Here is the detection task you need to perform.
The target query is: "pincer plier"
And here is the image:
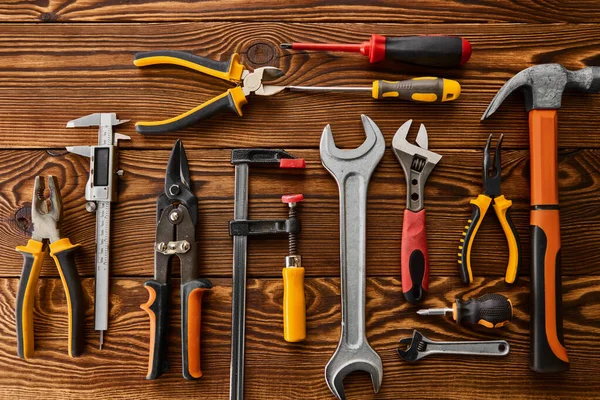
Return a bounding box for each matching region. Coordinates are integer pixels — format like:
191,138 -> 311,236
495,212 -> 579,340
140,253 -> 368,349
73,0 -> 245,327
15,176 -> 84,359
458,134 -> 521,284
134,50 -> 285,135
141,139 -> 212,380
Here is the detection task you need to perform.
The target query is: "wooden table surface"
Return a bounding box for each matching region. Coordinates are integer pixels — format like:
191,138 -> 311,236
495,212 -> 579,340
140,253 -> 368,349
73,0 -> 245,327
0,2 -> 599,399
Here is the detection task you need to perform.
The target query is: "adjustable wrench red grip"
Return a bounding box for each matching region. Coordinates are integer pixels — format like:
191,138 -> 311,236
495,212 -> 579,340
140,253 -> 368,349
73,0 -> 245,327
401,209 -> 429,304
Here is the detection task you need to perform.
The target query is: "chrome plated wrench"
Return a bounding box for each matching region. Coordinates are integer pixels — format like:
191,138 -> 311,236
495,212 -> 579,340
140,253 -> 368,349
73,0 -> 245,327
320,115 -> 385,400
397,330 -> 510,362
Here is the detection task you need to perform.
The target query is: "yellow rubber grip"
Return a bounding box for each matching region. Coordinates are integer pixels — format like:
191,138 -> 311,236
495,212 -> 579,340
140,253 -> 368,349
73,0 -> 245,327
458,194 -> 492,284
15,239 -> 45,359
492,195 -> 521,284
282,267 -> 306,342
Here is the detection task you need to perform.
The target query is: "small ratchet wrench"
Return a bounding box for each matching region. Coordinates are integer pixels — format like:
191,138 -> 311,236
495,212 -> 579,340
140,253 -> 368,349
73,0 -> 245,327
397,330 -> 510,362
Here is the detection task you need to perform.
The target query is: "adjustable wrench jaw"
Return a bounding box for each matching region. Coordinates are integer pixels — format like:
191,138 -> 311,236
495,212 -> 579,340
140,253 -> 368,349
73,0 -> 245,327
392,120 -> 442,212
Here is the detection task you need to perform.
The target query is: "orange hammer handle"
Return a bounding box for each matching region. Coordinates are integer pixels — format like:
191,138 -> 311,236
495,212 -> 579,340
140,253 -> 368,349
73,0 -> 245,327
529,109 -> 569,372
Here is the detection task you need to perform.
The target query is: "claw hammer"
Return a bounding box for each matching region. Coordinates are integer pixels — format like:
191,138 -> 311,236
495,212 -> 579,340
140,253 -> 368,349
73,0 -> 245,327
482,64 -> 600,372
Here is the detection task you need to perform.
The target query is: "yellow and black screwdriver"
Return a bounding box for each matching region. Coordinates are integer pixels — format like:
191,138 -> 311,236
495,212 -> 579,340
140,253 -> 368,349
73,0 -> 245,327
417,293 -> 513,328
283,77 -> 460,103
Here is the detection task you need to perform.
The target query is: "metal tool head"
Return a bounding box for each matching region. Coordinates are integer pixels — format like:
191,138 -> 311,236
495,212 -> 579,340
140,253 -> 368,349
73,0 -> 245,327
243,67 -> 285,96
482,64 -> 600,118
391,120 -> 442,212
66,112 -> 130,128
482,133 -> 503,197
397,330 -> 428,362
319,115 -> 386,181
159,139 -> 197,226
325,341 -> 383,400
31,176 -> 62,243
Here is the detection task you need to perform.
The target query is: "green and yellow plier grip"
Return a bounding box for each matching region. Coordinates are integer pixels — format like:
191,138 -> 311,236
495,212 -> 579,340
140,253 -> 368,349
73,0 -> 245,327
458,194 -> 521,285
134,50 -> 249,135
15,238 -> 84,359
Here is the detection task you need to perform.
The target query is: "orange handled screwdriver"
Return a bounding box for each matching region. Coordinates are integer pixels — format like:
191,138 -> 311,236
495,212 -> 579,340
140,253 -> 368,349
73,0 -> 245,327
281,34 -> 472,67
417,293 -> 513,328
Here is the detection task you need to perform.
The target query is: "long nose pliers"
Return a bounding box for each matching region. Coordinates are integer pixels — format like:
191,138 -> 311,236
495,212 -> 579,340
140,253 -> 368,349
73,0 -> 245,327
134,51 -> 285,135
458,134 -> 521,285
141,139 -> 212,380
15,176 -> 84,359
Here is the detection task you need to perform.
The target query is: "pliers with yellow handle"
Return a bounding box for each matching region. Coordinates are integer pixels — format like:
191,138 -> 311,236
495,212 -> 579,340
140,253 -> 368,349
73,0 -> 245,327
15,176 -> 84,359
458,134 -> 521,285
133,50 -> 285,135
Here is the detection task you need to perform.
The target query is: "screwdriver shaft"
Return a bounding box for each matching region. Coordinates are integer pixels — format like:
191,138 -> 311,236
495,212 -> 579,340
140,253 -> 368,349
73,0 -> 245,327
417,308 -> 452,316
287,85 -> 370,93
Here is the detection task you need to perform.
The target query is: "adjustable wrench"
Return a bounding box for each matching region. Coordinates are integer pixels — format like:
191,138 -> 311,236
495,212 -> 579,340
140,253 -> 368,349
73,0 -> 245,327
320,115 -> 385,400
397,330 -> 510,362
392,120 -> 442,304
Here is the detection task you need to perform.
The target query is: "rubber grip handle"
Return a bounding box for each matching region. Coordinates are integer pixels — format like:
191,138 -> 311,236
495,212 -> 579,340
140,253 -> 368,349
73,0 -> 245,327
49,238 -> 84,358
385,36 -> 472,67
136,87 -> 248,135
282,267 -> 306,342
458,194 -> 492,285
141,280 -> 170,380
401,209 -> 429,304
454,293 -> 513,328
133,51 -> 246,82
529,109 -> 568,372
181,279 -> 212,380
492,195 -> 521,284
373,78 -> 460,102
15,239 -> 45,359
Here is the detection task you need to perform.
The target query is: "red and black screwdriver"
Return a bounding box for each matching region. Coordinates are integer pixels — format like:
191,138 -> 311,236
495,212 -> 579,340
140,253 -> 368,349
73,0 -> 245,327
281,34 -> 472,68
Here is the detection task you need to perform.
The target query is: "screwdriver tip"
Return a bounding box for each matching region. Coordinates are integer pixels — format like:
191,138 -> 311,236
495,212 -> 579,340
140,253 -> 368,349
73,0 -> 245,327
99,331 -> 104,350
280,43 -> 292,49
416,309 -> 428,315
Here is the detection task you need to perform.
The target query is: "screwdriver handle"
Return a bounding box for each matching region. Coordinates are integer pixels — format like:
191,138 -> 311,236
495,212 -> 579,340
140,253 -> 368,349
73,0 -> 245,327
401,209 -> 430,304
282,267 -> 306,342
382,35 -> 471,67
372,78 -> 460,102
454,293 -> 513,328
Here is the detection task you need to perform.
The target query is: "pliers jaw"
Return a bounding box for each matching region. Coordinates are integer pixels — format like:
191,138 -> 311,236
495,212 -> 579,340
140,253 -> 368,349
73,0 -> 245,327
482,133 -> 503,197
31,175 -> 62,244
242,67 -> 285,96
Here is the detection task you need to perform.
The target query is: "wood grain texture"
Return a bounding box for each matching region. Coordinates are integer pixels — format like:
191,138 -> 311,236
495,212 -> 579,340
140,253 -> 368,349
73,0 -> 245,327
0,23 -> 599,149
1,1 -> 600,23
1,148 -> 599,278
0,276 -> 597,399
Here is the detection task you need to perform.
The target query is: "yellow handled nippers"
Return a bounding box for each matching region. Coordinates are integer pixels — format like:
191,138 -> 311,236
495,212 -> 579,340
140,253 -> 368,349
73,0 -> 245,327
458,134 -> 521,284
133,50 -> 284,135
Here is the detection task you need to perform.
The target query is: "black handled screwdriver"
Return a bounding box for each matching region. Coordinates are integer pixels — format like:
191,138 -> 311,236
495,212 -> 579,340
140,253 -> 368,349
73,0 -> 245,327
281,34 -> 472,67
417,293 -> 513,328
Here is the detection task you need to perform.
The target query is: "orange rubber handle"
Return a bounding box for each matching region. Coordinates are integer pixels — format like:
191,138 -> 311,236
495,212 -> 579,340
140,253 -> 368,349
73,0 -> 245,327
529,109 -> 569,372
181,280 -> 211,380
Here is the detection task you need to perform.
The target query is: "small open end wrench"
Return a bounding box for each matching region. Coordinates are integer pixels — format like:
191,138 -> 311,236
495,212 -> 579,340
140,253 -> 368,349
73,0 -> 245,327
392,120 -> 442,304
397,330 -> 510,362
320,115 -> 385,400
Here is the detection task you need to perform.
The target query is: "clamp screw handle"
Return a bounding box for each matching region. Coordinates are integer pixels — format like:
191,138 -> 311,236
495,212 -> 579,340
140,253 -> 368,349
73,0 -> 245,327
282,194 -> 304,206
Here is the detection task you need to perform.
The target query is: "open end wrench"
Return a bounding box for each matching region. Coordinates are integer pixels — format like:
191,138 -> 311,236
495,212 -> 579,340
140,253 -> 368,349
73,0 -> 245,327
397,330 -> 510,362
320,115 -> 385,400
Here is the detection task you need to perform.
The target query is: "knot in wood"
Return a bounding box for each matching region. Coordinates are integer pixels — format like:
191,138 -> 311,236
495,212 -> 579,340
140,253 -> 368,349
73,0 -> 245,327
15,204 -> 33,234
246,43 -> 275,66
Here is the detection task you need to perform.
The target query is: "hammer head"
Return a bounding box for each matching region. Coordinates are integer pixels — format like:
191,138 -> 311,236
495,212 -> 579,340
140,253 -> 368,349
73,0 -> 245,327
482,64 -> 600,119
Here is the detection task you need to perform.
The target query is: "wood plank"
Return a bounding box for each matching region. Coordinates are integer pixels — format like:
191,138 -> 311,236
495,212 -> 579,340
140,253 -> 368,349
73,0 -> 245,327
0,23 -> 599,149
0,276 -> 597,399
1,148 -> 600,278
2,1 -> 600,23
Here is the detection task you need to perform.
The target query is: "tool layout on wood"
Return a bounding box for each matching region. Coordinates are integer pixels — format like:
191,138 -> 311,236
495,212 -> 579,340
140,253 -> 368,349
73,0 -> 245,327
141,139 -> 212,380
228,148 -> 305,400
66,112 -> 130,349
392,120 -> 442,304
320,115 -> 385,400
15,176 -> 84,359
